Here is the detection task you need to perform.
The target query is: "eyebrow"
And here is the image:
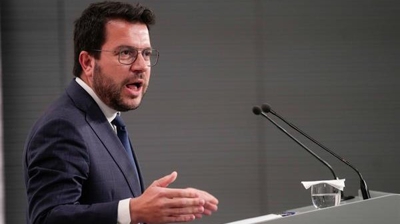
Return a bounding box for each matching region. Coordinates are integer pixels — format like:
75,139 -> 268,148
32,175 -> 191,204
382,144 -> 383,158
115,45 -> 153,51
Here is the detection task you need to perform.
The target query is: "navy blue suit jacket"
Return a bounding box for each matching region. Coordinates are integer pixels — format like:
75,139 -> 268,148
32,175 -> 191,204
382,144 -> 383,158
23,80 -> 144,224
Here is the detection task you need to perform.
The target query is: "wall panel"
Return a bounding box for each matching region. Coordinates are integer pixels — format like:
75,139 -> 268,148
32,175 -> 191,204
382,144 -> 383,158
2,1 -> 400,223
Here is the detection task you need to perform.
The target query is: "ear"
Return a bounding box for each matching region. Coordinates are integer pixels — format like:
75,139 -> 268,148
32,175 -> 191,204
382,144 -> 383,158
79,51 -> 95,79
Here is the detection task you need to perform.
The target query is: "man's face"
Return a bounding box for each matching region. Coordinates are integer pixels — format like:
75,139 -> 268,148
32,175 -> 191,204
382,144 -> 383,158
92,20 -> 152,111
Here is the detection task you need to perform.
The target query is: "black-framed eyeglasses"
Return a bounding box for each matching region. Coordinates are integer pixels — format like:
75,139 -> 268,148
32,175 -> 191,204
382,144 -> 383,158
91,47 -> 159,67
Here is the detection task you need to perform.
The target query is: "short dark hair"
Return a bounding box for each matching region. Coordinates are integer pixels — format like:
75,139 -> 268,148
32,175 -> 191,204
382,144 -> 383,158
73,1 -> 155,77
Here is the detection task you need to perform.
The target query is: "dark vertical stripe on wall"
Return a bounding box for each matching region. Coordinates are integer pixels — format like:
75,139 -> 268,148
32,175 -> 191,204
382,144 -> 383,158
57,0 -> 67,87
2,1 -> 62,223
0,1 -> 6,222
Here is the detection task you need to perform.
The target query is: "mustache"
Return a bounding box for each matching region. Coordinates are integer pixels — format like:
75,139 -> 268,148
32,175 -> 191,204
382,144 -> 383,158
130,72 -> 144,79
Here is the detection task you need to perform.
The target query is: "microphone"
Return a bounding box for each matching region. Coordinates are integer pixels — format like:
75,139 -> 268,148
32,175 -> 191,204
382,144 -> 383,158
261,103 -> 371,200
252,106 -> 338,180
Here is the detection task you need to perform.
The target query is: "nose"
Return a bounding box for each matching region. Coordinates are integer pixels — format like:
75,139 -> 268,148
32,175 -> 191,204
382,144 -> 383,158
130,52 -> 148,72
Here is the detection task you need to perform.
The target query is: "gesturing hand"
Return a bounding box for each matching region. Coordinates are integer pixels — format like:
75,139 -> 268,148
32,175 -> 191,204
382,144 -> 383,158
129,171 -> 218,224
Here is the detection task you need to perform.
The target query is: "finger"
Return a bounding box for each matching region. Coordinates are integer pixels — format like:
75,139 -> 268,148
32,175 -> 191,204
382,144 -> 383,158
164,214 -> 196,223
205,202 -> 218,212
203,208 -> 216,216
150,171 -> 177,188
162,188 -> 200,199
188,188 -> 219,204
201,191 -> 219,204
208,195 -> 219,205
166,205 -> 205,216
164,197 -> 205,208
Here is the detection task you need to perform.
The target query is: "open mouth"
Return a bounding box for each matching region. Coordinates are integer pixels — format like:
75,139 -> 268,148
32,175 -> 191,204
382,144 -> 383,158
127,80 -> 143,90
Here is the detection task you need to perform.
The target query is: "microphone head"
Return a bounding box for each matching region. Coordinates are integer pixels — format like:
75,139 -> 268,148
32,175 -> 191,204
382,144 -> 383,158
261,104 -> 272,113
252,106 -> 262,115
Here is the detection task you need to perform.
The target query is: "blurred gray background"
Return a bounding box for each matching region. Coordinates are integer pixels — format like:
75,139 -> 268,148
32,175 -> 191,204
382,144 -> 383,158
2,0 -> 400,223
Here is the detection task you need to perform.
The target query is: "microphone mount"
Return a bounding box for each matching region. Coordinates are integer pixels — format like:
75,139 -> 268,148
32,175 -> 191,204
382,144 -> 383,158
260,103 -> 371,200
253,106 -> 338,180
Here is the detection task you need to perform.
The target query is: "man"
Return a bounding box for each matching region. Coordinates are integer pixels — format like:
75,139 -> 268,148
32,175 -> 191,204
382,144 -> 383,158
23,1 -> 218,224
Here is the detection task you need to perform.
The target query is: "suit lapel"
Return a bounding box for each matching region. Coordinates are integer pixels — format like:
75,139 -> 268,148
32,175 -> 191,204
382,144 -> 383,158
88,114 -> 143,197
66,80 -> 143,197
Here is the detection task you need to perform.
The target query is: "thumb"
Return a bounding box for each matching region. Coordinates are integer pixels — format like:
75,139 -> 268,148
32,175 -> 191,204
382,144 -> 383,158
151,171 -> 178,188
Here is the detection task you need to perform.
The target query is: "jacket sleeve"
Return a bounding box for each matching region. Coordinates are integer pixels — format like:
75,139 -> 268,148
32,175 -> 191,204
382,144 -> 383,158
24,117 -> 119,224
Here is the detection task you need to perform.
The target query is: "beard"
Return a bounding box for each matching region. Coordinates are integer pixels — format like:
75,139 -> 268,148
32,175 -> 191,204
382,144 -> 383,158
92,63 -> 144,112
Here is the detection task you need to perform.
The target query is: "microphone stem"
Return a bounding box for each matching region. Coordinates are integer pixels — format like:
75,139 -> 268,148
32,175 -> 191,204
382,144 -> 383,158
270,110 -> 371,199
260,112 -> 338,180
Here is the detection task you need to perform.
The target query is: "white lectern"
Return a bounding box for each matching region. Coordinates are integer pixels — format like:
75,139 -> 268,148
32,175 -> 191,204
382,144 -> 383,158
226,192 -> 400,224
